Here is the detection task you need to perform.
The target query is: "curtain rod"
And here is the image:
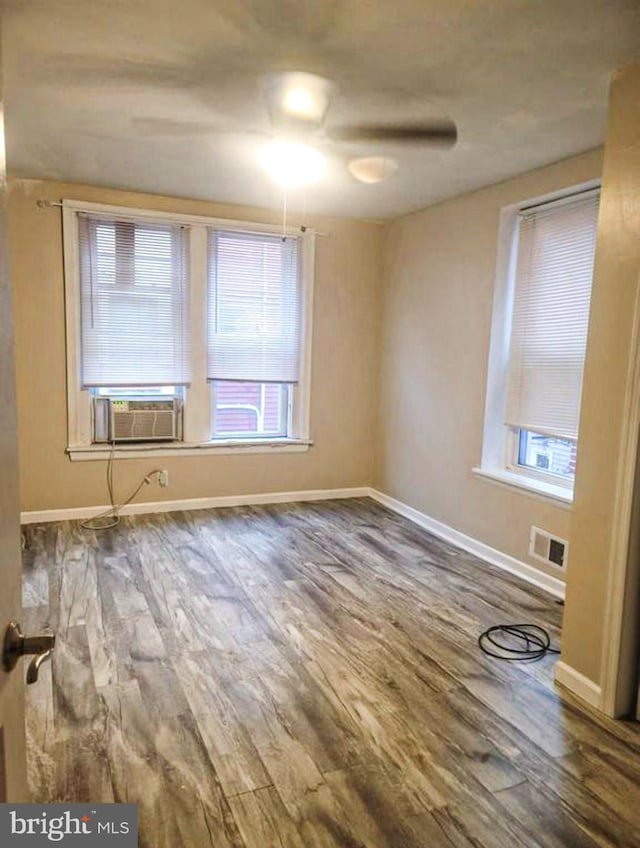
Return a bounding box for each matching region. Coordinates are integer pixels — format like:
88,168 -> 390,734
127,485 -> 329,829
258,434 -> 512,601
35,198 -> 330,236
520,185 -> 599,213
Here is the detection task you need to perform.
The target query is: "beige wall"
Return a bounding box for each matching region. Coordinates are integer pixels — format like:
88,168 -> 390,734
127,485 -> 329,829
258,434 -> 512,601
9,179 -> 383,512
375,149 -> 603,580
562,63 -> 640,689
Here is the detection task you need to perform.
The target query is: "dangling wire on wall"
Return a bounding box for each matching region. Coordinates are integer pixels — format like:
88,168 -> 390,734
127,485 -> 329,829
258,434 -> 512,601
80,442 -> 164,531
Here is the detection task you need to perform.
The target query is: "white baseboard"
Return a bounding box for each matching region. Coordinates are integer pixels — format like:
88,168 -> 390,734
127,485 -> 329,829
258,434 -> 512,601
20,487 -> 371,525
554,660 -> 602,710
368,488 -> 566,599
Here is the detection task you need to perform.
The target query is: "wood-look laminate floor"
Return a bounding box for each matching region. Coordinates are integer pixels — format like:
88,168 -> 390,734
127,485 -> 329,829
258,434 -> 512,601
21,497 -> 640,848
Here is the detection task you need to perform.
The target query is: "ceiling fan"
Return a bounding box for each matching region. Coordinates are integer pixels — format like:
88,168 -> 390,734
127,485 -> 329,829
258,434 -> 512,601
135,70 -> 458,186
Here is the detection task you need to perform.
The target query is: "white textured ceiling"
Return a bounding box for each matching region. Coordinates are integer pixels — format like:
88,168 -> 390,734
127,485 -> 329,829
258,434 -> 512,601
3,0 -> 639,219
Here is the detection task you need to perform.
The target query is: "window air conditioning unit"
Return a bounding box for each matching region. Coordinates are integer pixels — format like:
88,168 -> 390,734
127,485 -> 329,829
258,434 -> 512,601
93,397 -> 181,443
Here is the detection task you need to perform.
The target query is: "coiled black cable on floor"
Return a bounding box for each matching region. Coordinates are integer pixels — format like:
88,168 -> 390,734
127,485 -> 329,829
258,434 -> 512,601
478,623 -> 560,662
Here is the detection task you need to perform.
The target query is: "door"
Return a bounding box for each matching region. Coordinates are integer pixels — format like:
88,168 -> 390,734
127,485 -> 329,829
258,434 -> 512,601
0,18 -> 28,800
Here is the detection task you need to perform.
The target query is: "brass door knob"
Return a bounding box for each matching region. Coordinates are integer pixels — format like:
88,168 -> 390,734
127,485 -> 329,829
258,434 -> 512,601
2,621 -> 55,684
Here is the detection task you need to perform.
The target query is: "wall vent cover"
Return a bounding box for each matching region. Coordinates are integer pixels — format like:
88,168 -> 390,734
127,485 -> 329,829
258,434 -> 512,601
529,526 -> 568,569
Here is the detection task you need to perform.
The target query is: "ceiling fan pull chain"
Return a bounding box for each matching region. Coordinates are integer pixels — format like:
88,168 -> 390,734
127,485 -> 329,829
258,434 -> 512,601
281,189 -> 288,242
300,186 -> 308,233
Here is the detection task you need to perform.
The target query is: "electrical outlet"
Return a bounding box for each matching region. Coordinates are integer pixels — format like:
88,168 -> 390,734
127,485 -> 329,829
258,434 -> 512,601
158,470 -> 169,488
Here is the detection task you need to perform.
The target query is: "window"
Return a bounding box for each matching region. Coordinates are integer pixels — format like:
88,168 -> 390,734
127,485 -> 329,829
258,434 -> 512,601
78,216 -> 189,388
211,381 -> 290,439
206,229 -> 301,442
63,201 -> 314,457
517,430 -> 576,481
479,185 -> 599,500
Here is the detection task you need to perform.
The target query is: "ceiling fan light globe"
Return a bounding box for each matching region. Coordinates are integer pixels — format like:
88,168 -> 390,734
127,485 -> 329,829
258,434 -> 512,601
283,87 -> 316,118
348,156 -> 399,184
265,71 -> 333,126
259,139 -> 326,189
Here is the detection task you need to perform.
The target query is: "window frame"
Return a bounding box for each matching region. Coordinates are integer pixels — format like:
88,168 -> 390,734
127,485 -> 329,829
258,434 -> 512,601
62,199 -> 315,460
475,180 -> 600,505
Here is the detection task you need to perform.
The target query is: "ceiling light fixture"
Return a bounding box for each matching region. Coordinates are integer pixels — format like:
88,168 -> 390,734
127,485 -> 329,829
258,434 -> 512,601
264,71 -> 333,126
348,156 -> 399,184
259,139 -> 326,189
283,87 -> 316,118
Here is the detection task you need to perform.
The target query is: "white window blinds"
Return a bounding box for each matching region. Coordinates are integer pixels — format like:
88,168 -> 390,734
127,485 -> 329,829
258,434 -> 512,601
505,191 -> 599,440
78,214 -> 189,387
206,230 -> 302,383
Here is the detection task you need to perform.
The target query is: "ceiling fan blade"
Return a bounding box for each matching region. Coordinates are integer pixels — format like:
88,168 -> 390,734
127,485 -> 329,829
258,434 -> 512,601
19,55 -> 196,90
131,117 -> 272,141
241,0 -> 346,40
132,118 -> 225,137
330,120 -> 458,147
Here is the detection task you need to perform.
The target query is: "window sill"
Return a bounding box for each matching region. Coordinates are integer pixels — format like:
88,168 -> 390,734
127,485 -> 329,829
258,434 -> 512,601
472,466 -> 573,508
67,439 -> 313,461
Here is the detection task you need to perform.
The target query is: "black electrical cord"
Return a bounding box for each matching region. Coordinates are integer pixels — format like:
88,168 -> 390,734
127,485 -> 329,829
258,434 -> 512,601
478,623 -> 560,662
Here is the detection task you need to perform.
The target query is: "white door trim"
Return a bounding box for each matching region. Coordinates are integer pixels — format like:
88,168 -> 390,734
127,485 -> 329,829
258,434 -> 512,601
599,274 -> 640,717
